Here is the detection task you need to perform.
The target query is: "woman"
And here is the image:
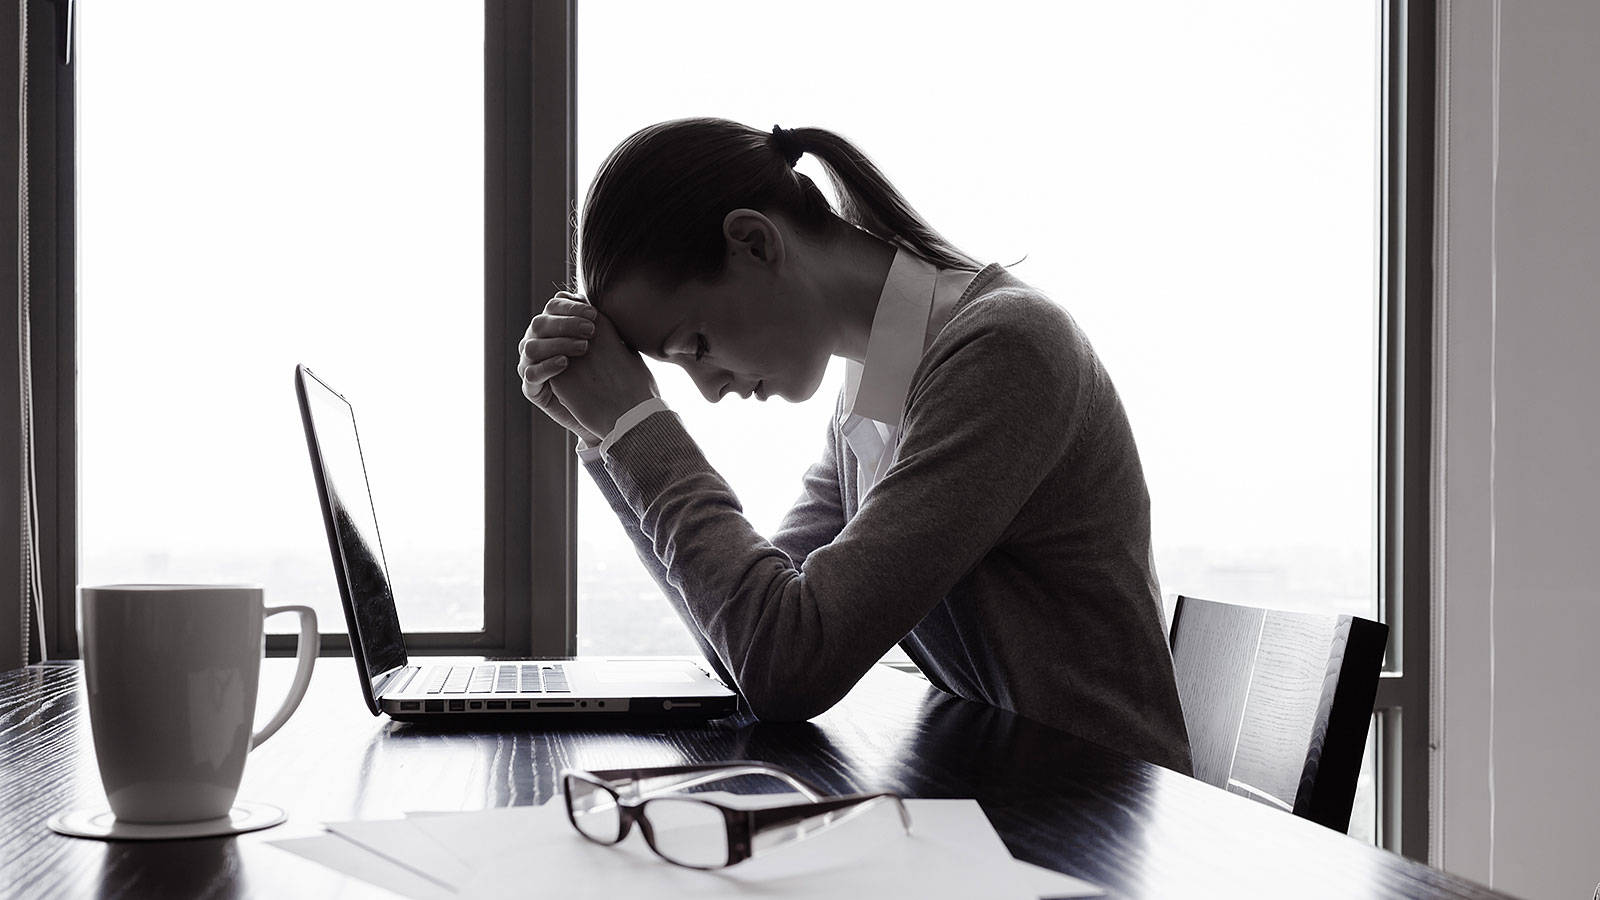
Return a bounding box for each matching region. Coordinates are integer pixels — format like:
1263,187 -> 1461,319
516,118 -> 1191,774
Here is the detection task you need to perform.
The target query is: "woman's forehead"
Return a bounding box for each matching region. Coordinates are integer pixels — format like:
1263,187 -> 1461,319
603,276 -> 692,359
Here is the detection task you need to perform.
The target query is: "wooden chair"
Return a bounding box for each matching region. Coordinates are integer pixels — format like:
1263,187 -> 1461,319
1168,595 -> 1388,832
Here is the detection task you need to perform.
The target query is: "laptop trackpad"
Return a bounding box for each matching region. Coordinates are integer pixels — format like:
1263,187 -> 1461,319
593,664 -> 696,684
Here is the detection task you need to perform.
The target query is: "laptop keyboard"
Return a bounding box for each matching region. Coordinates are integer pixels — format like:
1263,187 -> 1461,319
421,663 -> 568,695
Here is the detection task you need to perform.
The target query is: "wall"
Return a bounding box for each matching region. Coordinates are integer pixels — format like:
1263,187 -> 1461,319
1436,1 -> 1600,897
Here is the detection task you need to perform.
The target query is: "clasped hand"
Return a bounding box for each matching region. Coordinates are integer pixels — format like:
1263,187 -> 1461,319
517,292 -> 658,445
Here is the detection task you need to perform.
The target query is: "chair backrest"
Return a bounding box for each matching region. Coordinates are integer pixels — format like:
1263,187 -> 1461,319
1168,595 -> 1388,832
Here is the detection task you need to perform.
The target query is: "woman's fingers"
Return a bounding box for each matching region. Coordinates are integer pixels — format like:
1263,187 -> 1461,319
519,301 -> 593,393
545,294 -> 597,318
524,312 -> 596,342
520,357 -> 569,401
521,336 -> 589,365
517,296 -> 591,383
518,332 -> 587,398
515,293 -> 608,447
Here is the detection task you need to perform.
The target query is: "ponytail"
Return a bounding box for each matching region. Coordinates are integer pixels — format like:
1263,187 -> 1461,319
578,117 -> 980,306
775,126 -> 980,272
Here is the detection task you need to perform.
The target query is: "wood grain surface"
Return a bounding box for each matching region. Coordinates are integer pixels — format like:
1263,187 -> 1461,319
0,659 -> 1509,899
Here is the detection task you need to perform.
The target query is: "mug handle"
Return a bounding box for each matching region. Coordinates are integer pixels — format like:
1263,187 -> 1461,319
251,604 -> 319,750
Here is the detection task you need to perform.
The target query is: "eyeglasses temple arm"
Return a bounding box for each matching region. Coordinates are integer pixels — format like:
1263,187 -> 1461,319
584,762 -> 827,802
747,792 -> 912,838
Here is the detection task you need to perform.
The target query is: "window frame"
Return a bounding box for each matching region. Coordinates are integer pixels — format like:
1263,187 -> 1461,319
7,0 -> 78,665
8,0 -> 1431,861
553,0 -> 1436,859
4,0 -> 581,661
482,0 -> 580,659
1374,0 -> 1434,862
0,1 -> 16,674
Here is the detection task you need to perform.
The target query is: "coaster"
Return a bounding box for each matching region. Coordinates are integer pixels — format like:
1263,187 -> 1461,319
47,800 -> 286,841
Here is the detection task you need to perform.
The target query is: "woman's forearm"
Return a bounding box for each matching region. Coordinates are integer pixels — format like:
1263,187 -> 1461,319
579,454 -> 738,689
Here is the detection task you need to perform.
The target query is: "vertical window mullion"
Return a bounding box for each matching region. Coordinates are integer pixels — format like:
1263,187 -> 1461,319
1,2 -> 28,673
12,0 -> 78,664
1377,0 -> 1437,862
486,0 -> 578,658
1396,0 -> 1437,863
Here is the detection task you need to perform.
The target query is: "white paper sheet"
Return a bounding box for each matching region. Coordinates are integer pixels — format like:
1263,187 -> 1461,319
657,795 -> 1100,897
325,817 -> 474,887
575,793 -> 1099,897
269,834 -> 457,900
420,799 -> 1035,899
897,800 -> 1102,898
276,794 -> 1102,899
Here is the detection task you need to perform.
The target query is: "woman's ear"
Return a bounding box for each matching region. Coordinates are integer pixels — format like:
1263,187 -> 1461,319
722,208 -> 785,269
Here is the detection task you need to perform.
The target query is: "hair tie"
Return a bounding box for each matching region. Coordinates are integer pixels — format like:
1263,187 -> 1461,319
771,125 -> 804,168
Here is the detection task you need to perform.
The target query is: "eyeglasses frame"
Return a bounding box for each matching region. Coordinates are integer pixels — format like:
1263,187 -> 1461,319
559,761 -> 911,870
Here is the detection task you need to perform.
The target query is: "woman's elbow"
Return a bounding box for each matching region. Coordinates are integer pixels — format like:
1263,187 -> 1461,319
744,691 -> 829,723
739,678 -> 847,723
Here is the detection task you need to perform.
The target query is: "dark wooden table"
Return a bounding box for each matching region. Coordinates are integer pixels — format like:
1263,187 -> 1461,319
0,659 -> 1508,899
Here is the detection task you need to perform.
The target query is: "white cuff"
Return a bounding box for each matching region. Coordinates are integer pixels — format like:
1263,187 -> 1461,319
575,436 -> 604,463
598,397 -> 671,455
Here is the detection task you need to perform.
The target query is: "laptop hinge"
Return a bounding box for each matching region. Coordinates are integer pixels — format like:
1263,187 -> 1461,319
371,664 -> 408,698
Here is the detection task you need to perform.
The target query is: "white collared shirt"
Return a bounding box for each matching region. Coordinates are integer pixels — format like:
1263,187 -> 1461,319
578,247 -> 977,472
841,248 -> 978,500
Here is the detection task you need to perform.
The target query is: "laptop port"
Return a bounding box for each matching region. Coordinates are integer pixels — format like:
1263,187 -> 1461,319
486,701 -> 506,710
425,700 -> 444,713
399,701 -> 420,711
510,701 -> 531,710
536,701 -> 576,709
469,701 -> 483,710
448,700 -> 465,712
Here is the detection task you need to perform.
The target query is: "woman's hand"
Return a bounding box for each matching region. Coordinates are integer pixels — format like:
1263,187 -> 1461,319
517,292 -> 603,446
549,306 -> 659,440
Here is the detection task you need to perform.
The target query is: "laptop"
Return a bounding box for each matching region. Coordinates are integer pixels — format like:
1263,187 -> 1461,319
294,364 -> 737,721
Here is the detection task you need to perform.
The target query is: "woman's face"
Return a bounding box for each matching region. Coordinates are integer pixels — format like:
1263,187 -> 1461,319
599,216 -> 836,404
601,267 -> 832,404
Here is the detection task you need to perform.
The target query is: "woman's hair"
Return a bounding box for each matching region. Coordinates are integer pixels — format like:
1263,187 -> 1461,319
577,117 -> 981,306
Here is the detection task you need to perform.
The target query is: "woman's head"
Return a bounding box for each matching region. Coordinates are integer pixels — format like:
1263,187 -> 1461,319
578,117 -> 978,403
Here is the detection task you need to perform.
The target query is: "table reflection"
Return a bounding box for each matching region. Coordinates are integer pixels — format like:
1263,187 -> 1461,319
96,840 -> 243,900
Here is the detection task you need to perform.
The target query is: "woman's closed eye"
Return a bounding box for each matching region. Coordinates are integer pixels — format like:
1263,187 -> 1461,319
694,335 -> 708,362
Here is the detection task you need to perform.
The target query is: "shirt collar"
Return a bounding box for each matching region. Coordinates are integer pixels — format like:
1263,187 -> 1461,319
842,247 -> 939,428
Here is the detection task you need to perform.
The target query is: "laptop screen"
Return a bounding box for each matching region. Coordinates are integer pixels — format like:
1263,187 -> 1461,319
296,366 -> 408,685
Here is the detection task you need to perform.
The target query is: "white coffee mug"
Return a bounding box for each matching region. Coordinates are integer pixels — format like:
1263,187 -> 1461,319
78,584 -> 318,823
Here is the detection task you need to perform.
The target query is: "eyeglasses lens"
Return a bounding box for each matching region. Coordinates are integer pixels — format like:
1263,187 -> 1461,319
641,797 -> 729,868
566,776 -> 623,843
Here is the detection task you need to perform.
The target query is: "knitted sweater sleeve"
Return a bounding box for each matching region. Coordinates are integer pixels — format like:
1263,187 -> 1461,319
578,388 -> 848,690
579,453 -> 737,690
594,297 -> 1084,721
766,387 -> 849,570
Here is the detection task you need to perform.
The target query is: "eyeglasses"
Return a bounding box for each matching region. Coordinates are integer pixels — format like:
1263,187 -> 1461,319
559,761 -> 912,870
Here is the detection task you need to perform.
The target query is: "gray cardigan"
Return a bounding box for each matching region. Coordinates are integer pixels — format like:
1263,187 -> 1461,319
581,263 -> 1193,775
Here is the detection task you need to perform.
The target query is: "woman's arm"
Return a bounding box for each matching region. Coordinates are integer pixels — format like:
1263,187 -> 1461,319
579,452 -> 736,689
767,390 -> 849,570
577,392 -> 849,690
594,299 -> 1086,721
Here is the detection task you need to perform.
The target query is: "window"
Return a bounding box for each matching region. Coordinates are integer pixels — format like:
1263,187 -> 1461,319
576,0 -> 1379,638
75,2 -> 490,640
12,0 -> 1430,861
573,0 -> 1412,849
